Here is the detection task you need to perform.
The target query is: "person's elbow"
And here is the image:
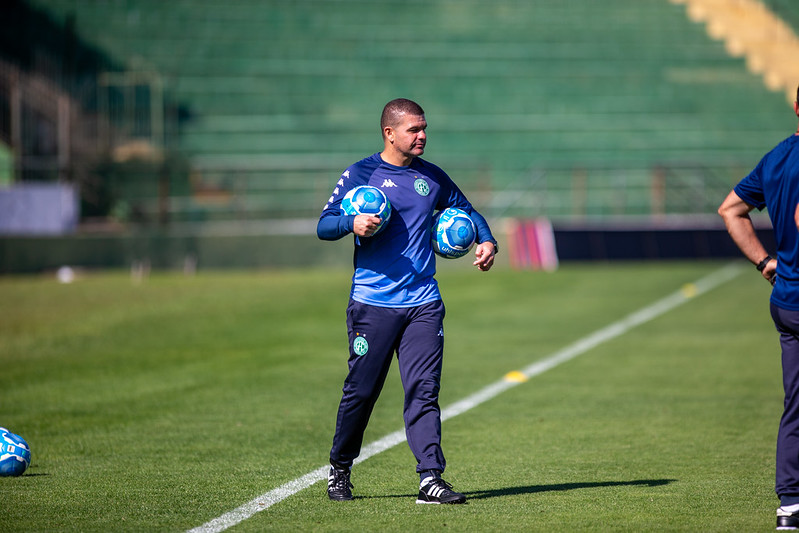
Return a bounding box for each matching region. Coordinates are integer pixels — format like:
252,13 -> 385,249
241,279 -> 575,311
716,202 -> 729,221
317,215 -> 351,241
717,191 -> 746,223
317,221 -> 334,241
316,218 -> 331,240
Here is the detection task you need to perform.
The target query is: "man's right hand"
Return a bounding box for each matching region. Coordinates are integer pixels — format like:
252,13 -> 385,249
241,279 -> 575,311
353,214 -> 382,237
762,258 -> 777,285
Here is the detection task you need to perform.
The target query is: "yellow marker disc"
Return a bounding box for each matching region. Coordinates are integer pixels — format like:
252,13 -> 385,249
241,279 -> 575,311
681,283 -> 698,298
504,371 -> 528,383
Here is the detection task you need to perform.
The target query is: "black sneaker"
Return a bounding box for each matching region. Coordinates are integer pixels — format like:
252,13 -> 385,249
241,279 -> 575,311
327,466 -> 353,501
778,507 -> 799,530
416,475 -> 466,504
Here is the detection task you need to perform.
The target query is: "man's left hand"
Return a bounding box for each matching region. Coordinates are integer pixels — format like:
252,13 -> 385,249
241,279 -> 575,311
473,242 -> 496,272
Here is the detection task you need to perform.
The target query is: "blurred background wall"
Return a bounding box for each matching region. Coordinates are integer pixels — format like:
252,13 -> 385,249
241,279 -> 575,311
0,0 -> 795,272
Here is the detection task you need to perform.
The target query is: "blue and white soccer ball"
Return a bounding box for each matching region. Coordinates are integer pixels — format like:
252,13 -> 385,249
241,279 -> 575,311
0,427 -> 31,477
432,208 -> 477,259
340,185 -> 392,235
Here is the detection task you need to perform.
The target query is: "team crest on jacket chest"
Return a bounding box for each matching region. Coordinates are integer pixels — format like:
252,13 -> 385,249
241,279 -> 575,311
414,177 -> 430,197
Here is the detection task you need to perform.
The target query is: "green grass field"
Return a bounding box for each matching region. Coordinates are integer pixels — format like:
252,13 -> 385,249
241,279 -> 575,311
0,261 -> 784,531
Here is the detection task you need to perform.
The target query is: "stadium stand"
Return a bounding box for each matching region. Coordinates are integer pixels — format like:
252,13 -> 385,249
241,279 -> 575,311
21,0 -> 793,223
763,0 -> 799,33
674,0 -> 799,103
0,0 -> 795,270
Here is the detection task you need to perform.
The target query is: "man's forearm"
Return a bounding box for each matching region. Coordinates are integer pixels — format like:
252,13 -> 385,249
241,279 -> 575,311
724,213 -> 769,265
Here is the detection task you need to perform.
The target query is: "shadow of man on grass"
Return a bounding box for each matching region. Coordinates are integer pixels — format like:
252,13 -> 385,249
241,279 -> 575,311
367,479 -> 676,500
463,479 -> 676,500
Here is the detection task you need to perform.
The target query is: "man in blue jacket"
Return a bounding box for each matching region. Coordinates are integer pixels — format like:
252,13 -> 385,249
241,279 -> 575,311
718,85 -> 799,530
318,98 -> 497,504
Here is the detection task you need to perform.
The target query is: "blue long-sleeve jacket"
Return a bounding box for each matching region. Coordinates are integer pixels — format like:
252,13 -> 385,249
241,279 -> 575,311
317,153 -> 496,307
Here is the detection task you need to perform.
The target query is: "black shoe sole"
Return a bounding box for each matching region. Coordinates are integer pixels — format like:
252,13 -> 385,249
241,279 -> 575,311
415,496 -> 466,504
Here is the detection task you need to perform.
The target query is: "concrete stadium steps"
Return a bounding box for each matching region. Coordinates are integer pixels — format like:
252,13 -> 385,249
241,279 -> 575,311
675,0 -> 799,101
763,0 -> 799,33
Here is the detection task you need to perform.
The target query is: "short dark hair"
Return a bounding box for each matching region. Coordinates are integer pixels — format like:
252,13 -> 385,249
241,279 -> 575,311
381,98 -> 425,132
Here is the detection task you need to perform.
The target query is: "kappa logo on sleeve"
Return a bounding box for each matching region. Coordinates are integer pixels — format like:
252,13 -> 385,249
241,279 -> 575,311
324,174 -> 349,209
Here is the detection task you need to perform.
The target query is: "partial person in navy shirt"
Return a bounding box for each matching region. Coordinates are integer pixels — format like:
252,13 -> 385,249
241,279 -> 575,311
318,98 -> 497,504
718,84 -> 799,530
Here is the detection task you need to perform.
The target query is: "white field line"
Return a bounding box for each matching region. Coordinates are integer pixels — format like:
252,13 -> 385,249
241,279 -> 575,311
187,262 -> 744,533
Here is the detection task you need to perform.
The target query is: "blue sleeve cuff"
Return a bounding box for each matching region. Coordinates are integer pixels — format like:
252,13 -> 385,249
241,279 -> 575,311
467,209 -> 497,248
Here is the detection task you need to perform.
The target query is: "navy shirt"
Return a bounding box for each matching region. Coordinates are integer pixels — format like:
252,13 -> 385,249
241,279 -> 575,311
734,135 -> 799,310
318,153 -> 495,307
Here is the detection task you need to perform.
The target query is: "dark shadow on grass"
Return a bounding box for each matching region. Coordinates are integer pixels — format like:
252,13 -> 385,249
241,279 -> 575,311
464,479 -> 677,500
364,479 -> 676,501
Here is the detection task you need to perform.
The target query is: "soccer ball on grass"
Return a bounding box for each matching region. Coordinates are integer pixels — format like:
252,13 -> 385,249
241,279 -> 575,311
432,208 -> 476,259
0,427 -> 31,477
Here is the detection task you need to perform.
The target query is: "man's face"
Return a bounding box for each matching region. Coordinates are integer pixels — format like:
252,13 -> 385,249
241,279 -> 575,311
388,114 -> 427,159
